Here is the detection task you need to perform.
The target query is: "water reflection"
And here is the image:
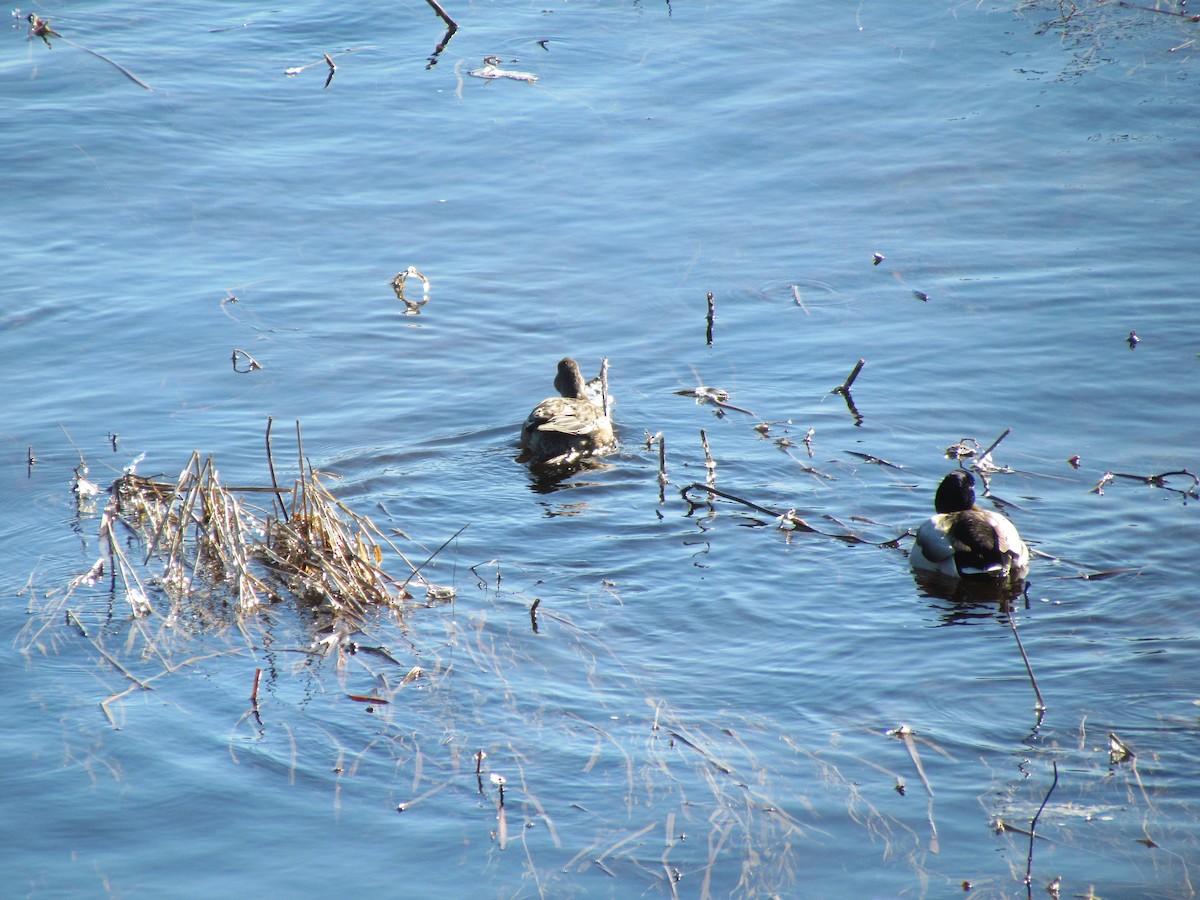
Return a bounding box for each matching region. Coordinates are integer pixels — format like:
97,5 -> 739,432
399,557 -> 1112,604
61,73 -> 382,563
912,569 -> 1029,626
522,455 -> 612,496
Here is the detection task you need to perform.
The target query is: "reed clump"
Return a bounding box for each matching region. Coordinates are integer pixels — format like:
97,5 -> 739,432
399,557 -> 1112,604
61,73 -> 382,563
84,422 -> 437,629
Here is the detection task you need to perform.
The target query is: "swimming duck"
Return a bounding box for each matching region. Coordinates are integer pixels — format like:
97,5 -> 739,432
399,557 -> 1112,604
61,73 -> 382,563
910,470 -> 1029,580
519,357 -> 616,464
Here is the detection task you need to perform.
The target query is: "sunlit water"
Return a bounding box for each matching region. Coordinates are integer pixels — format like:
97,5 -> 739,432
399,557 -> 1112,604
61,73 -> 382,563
3,1 -> 1199,896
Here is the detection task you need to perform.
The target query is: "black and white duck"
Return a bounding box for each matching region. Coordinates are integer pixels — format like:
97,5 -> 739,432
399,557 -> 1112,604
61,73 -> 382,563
911,470 -> 1029,580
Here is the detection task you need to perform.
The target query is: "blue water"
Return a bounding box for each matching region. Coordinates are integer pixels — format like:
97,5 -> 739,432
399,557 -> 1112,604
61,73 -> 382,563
4,1 -> 1200,896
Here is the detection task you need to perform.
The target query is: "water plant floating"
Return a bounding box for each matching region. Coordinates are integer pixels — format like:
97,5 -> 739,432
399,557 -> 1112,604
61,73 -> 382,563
19,10 -> 154,91
1091,468 -> 1198,501
469,56 -> 538,83
59,420 -> 458,627
391,266 -> 431,315
284,52 -> 339,88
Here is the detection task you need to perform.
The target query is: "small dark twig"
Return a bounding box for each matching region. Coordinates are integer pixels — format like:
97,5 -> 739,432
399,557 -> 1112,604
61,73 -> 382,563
1118,0 -> 1200,20
1024,761 -> 1059,894
399,523 -> 470,591
846,451 -> 903,470
679,482 -> 872,544
705,292 -> 715,345
979,427 -> 1012,463
27,15 -> 156,91
265,417 -> 288,521
644,431 -> 668,503
1009,610 -> 1046,713
425,0 -> 459,30
700,429 -> 716,486
828,360 -> 866,424
832,359 -> 866,396
232,348 -> 262,373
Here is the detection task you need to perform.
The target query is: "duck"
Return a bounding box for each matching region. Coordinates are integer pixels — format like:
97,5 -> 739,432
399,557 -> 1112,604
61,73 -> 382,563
519,357 -> 616,465
910,470 -> 1029,580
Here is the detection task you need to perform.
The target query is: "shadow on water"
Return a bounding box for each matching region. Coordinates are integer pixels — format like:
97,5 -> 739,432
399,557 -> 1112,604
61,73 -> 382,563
519,453 -> 615,496
912,569 -> 1030,626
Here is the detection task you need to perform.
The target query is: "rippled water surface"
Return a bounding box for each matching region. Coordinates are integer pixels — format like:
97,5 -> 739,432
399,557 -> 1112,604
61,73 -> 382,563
4,1 -> 1200,896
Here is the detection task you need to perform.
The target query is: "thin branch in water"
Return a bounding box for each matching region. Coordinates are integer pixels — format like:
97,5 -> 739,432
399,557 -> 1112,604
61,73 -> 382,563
26,16 -> 155,91
424,0 -> 458,30
831,359 -> 865,395
673,385 -> 757,417
67,607 -> 154,691
231,348 -> 262,373
700,429 -> 716,486
1009,608 -> 1046,714
645,431 -> 669,503
705,291 -> 715,345
265,417 -> 288,521
399,523 -> 470,592
886,723 -> 939,853
1024,760 -> 1060,894
845,451 -> 903,470
1118,0 -> 1200,20
658,435 -> 668,500
678,482 -> 872,544
829,359 -> 865,424
974,427 -> 1013,474
791,284 -> 810,315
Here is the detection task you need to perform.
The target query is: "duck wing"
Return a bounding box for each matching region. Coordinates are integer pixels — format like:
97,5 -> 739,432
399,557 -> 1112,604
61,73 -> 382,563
947,510 -> 1029,576
525,398 -> 606,437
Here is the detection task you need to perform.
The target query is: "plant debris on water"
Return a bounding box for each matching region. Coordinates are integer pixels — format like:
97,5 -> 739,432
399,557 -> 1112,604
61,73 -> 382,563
57,421 -> 456,636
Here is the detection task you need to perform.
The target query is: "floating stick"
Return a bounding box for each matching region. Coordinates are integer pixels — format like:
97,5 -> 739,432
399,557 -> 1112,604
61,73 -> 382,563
831,359 -> 865,396
700,429 -> 716,486
1118,0 -> 1200,19
67,607 -> 153,691
657,434 -> 668,500
250,667 -> 262,704
705,292 -> 715,345
978,427 -> 1012,464
27,15 -> 155,91
1008,611 -> 1046,713
424,0 -> 459,30
231,348 -> 261,372
26,15 -> 157,92
398,523 -> 469,591
265,417 -> 288,520
791,284 -> 810,315
1024,761 -> 1059,890
846,451 -> 902,470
